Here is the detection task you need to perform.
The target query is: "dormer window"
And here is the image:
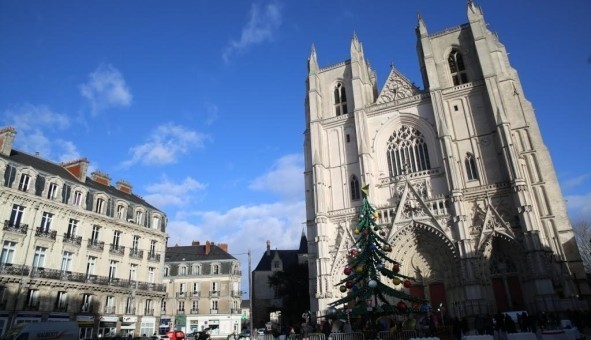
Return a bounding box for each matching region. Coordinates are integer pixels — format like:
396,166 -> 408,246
73,190 -> 83,206
116,205 -> 126,219
448,49 -> 468,86
95,198 -> 105,214
18,174 -> 31,192
47,182 -> 58,200
334,82 -> 348,116
135,210 -> 144,225
212,264 -> 219,275
152,215 -> 160,229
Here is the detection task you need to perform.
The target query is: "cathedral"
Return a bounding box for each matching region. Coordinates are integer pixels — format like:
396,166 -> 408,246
303,2 -> 589,318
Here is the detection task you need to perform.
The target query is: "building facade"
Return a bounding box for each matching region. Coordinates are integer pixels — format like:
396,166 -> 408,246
252,236 -> 308,330
162,241 -> 242,337
304,2 -> 590,319
0,127 -> 168,338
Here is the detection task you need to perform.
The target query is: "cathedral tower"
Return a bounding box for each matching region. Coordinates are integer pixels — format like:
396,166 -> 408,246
304,2 -> 589,317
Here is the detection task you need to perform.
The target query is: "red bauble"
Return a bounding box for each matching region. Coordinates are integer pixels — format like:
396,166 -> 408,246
397,301 -> 407,312
403,280 -> 412,288
363,229 -> 369,235
380,231 -> 386,236
345,281 -> 353,289
344,267 -> 352,275
349,248 -> 358,256
392,263 -> 400,273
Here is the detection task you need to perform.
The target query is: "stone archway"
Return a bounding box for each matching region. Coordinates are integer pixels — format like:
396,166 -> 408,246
389,221 -> 459,314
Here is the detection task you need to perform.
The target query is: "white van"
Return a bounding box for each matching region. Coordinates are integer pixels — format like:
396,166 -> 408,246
2,321 -> 79,340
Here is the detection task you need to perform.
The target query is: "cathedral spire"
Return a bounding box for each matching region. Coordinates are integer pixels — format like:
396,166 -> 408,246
467,0 -> 484,21
416,12 -> 428,37
308,44 -> 318,75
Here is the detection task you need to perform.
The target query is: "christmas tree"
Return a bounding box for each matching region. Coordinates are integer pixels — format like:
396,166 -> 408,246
329,185 -> 424,316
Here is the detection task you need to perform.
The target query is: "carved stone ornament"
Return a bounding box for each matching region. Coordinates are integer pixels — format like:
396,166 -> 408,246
376,67 -> 421,104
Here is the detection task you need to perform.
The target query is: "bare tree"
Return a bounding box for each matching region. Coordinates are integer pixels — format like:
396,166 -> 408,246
573,221 -> 591,274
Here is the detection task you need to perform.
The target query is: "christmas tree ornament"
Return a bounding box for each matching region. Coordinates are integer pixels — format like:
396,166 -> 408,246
403,280 -> 412,288
355,265 -> 364,273
340,285 -> 347,292
368,280 -> 377,288
344,267 -> 352,275
393,277 -> 401,285
397,301 -> 407,312
392,263 -> 400,272
346,281 -> 353,289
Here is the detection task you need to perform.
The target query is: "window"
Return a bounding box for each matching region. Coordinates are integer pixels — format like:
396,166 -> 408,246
0,241 -> 16,265
91,225 -> 100,243
18,174 -> 31,191
386,125 -> 431,177
465,153 -> 479,180
125,297 -> 134,314
193,265 -> 201,275
9,204 -> 25,227
136,210 -> 143,225
112,231 -> 121,249
161,299 -> 167,312
95,198 -> 105,214
334,82 -> 348,116
149,240 -> 156,255
56,291 -> 68,310
212,282 -> 218,293
32,247 -> 46,270
191,300 -> 199,312
86,256 -> 96,276
211,300 -> 218,310
61,251 -> 73,272
109,260 -> 118,280
164,267 -> 169,277
105,296 -> 115,314
350,175 -> 361,201
47,182 -> 58,199
82,293 -> 92,312
148,267 -> 155,283
192,282 -> 199,294
448,49 -> 468,86
152,215 -> 160,229
179,283 -> 186,294
179,266 -> 187,276
145,299 -> 153,315
73,190 -> 83,206
117,205 -> 125,219
40,212 -> 53,231
178,301 -> 185,312
212,264 -> 219,275
132,235 -> 140,253
26,289 -> 39,307
346,134 -> 351,143
129,264 -> 137,281
67,219 -> 78,237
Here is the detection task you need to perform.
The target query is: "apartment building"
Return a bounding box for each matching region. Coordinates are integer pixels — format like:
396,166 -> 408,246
162,241 -> 242,337
0,127 -> 168,338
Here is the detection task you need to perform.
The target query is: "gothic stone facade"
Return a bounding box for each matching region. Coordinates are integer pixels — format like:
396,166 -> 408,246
304,3 -> 589,318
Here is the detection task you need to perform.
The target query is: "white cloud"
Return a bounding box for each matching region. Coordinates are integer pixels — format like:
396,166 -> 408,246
2,103 -> 71,159
121,123 -> 209,168
167,200 -> 306,293
55,140 -> 81,163
222,1 -> 283,62
562,173 -> 591,190
249,153 -> 303,201
143,176 -> 207,208
566,192 -> 591,223
80,63 -> 132,115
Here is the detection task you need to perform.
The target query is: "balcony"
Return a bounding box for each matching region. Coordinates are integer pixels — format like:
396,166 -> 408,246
109,244 -> 125,256
231,290 -> 242,298
3,220 -> 28,234
87,239 -> 104,251
209,291 -> 220,298
30,267 -> 63,280
190,309 -> 199,314
129,248 -> 143,259
231,308 -> 241,314
144,308 -> 154,316
177,309 -> 185,315
124,307 -> 136,315
104,306 -> 116,314
176,292 -> 187,298
35,227 -> 57,240
210,309 -> 218,314
191,291 -> 200,298
147,252 -> 161,262
63,233 -> 82,246
0,264 -> 30,276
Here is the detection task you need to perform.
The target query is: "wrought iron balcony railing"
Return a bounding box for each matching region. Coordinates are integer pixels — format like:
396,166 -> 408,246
35,227 -> 57,240
129,248 -> 144,259
87,239 -> 104,251
63,233 -> 82,246
109,244 -> 125,256
147,252 -> 161,262
3,220 -> 28,234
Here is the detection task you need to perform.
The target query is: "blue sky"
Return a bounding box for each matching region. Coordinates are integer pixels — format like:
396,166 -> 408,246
1,0 -> 590,293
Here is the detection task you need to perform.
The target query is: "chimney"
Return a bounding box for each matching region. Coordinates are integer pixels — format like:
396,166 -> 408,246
116,180 -> 132,194
91,170 -> 111,186
192,241 -> 200,246
205,241 -> 211,255
266,240 -> 271,256
218,243 -> 228,253
0,127 -> 16,156
61,158 -> 90,182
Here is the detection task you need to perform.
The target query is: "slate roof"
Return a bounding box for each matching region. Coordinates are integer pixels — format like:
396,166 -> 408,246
1,149 -> 159,210
254,232 -> 308,271
165,244 -> 237,262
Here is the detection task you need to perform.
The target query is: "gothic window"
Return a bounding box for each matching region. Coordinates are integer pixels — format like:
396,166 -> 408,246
350,175 -> 361,201
448,49 -> 468,86
386,125 -> 431,177
334,82 -> 348,116
465,153 -> 479,180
